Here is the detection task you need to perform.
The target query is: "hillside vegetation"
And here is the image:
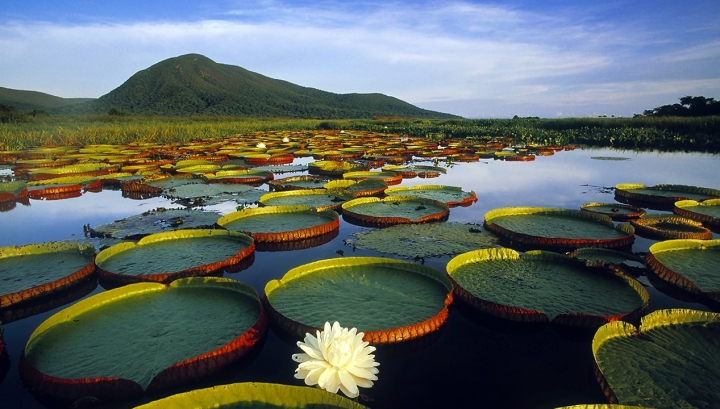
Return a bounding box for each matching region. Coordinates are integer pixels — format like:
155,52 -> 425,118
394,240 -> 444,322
0,54 -> 456,119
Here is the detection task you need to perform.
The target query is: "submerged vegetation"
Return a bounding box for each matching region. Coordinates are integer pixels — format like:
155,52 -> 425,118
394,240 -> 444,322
1,114 -> 719,152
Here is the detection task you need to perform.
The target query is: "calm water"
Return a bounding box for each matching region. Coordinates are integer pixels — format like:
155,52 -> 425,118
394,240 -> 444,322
1,147 -> 719,408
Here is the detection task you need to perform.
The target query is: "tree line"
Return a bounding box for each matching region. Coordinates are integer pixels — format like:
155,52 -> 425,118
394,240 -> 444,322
642,95 -> 720,117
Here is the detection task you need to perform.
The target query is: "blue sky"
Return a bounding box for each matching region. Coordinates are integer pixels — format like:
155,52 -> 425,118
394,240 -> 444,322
2,0 -> 719,118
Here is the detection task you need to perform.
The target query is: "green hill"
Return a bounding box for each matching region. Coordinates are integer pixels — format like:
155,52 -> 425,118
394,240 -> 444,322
82,54 -> 456,118
0,87 -> 93,112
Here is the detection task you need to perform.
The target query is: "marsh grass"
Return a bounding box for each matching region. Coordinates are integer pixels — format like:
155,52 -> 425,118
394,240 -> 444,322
2,115 -> 719,152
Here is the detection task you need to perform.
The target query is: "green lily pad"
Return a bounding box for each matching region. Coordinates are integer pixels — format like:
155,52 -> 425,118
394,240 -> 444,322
164,182 -> 266,206
0,181 -> 28,202
308,161 -> 368,176
615,183 -> 720,206
593,309 -> 720,408
342,196 -> 450,226
674,199 -> 720,231
259,189 -> 351,212
645,239 -> 720,302
385,185 -> 477,207
350,222 -> 499,258
1,242 -> 96,308
204,170 -> 273,184
218,205 -> 340,243
20,277 -> 266,400
447,248 -> 648,326
265,257 -> 453,344
484,207 -> 635,251
568,248 -> 646,271
89,208 -> 222,240
95,229 -> 255,285
343,171 -> 403,185
580,202 -> 646,220
135,382 -> 368,408
630,216 -> 712,240
268,175 -> 328,191
252,164 -> 308,174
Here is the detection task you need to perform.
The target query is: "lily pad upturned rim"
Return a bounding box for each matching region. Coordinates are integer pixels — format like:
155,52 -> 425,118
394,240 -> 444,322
258,189 -> 350,212
267,175 -> 328,191
19,277 -> 267,401
342,171 -> 403,185
217,205 -> 340,242
592,309 -> 720,406
384,185 -> 478,207
0,242 -> 96,308
264,256 -> 454,344
645,239 -> 720,302
629,216 -> 713,240
134,382 -> 369,409
341,196 -> 450,226
446,248 -> 649,327
615,183 -> 720,204
580,202 -> 646,220
674,198 -> 720,229
483,207 -> 635,251
94,229 -> 255,285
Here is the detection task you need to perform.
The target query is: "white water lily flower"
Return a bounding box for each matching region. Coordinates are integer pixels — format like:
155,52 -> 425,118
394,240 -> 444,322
292,321 -> 379,398
282,137 -> 290,143
256,142 -> 266,148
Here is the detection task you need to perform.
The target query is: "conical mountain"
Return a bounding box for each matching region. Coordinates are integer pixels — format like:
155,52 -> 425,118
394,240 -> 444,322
88,54 -> 457,118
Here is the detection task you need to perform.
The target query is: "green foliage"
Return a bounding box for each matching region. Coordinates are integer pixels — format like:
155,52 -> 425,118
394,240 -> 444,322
643,95 -> 720,117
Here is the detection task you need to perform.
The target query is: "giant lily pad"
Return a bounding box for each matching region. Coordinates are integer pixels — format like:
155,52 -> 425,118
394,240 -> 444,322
325,179 -> 388,198
268,175 -> 328,191
341,196 -> 449,226
580,202 -> 645,221
615,183 -> 720,209
483,207 -> 635,252
95,229 -> 254,285
674,199 -> 720,231
264,257 -> 453,344
19,277 -> 267,401
343,171 -> 403,186
446,248 -> 648,327
645,239 -> 720,303
204,169 -> 274,184
259,189 -> 350,212
135,382 -> 368,408
1,242 -> 95,308
0,181 -> 28,203
629,216 -> 712,240
592,309 -> 720,407
218,205 -> 340,243
165,182 -> 266,206
88,208 -> 222,240
308,161 -> 368,176
349,222 -> 499,258
385,185 -> 477,207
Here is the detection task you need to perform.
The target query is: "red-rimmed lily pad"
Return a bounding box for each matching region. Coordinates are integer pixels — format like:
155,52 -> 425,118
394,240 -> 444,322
615,183 -> 720,209
341,196 -> 449,227
204,169 -> 274,184
259,189 -> 350,212
308,161 -> 368,176
645,239 -> 720,303
343,171 -> 403,186
218,205 -> 340,243
580,202 -> 646,221
268,175 -> 328,191
1,242 -> 95,308
19,277 -> 267,401
88,208 -> 222,240
95,229 -> 254,285
325,178 -> 388,198
483,207 -> 635,252
674,199 -> 720,232
0,181 -> 28,203
264,257 -> 453,344
629,215 -> 712,240
349,222 -> 498,258
446,248 -> 648,327
385,185 -> 478,207
592,309 -> 720,407
134,382 -> 369,408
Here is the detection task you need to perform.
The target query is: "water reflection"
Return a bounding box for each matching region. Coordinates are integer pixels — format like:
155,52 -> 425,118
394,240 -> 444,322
0,147 -> 718,408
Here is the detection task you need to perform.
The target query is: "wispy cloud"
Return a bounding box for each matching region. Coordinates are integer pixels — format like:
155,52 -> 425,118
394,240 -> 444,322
1,0 -> 718,117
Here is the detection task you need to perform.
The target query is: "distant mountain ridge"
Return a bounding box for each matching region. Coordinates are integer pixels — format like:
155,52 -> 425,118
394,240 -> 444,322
0,87 -> 93,112
1,54 -> 458,119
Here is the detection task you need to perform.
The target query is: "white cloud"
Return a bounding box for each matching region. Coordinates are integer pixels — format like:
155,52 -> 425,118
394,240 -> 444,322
1,1 -> 718,117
